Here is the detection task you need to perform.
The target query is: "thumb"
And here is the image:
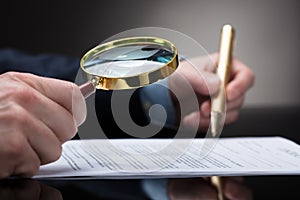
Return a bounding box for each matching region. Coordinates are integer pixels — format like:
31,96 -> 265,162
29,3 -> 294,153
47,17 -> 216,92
17,72 -> 87,127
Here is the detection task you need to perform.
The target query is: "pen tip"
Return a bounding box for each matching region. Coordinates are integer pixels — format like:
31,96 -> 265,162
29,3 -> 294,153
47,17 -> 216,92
210,112 -> 225,138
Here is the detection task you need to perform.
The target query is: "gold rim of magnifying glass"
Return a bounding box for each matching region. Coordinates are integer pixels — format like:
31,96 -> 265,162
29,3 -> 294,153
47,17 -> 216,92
80,36 -> 179,90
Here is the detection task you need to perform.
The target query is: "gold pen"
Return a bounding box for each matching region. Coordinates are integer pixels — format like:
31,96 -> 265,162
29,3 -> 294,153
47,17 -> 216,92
210,24 -> 235,200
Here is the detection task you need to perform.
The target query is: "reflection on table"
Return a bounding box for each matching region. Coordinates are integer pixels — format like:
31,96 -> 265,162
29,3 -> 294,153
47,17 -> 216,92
1,175 -> 299,200
0,177 -> 253,200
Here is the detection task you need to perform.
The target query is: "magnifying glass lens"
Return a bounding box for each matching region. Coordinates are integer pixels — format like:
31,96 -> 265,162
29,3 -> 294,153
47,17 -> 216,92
83,44 -> 175,77
80,37 -> 178,90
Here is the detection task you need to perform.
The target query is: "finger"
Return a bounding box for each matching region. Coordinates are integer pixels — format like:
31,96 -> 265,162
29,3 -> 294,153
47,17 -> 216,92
0,152 -> 14,179
226,59 -> 255,101
202,110 -> 239,127
183,111 -> 210,130
34,74 -> 87,126
0,124 -> 37,178
2,104 -> 63,165
200,100 -> 212,117
184,53 -> 218,72
173,69 -> 219,96
29,91 -> 78,142
11,84 -> 78,142
176,61 -> 221,96
23,110 -> 63,164
200,94 -> 244,118
224,110 -> 239,124
183,109 -> 239,130
195,71 -> 220,96
226,95 -> 245,112
8,72 -> 86,126
13,139 -> 40,178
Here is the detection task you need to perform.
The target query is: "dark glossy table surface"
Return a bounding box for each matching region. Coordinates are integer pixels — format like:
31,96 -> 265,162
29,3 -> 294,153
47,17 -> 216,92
1,106 -> 300,200
1,176 -> 300,200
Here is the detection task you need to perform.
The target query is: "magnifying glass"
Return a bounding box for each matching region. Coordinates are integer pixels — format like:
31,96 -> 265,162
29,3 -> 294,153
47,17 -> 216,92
79,37 -> 179,98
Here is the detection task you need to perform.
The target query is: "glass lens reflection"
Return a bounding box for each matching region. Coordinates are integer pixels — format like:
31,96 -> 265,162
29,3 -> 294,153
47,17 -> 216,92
83,44 -> 174,77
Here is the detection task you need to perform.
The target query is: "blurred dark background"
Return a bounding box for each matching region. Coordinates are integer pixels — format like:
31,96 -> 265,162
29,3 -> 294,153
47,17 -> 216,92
0,0 -> 148,57
1,0 -> 300,107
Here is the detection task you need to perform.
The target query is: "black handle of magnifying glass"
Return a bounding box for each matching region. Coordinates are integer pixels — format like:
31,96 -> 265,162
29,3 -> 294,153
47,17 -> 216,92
79,82 -> 95,99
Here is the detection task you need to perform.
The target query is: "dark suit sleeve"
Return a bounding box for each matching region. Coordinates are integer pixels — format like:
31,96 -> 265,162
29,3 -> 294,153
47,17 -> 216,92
0,48 -> 79,82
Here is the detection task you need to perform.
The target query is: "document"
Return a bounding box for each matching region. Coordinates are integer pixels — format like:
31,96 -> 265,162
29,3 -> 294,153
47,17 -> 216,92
34,137 -> 300,179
